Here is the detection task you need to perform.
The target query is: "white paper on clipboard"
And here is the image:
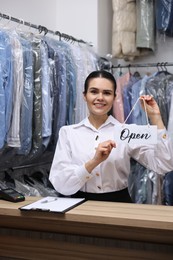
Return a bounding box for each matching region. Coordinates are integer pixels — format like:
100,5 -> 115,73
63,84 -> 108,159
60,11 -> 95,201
19,196 -> 85,213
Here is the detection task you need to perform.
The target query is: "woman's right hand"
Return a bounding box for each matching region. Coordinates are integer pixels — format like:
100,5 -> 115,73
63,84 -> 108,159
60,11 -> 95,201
93,140 -> 116,163
85,140 -> 116,173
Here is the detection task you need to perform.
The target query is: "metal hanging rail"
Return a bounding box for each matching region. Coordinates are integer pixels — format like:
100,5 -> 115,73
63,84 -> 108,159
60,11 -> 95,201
0,12 -> 92,45
112,62 -> 173,69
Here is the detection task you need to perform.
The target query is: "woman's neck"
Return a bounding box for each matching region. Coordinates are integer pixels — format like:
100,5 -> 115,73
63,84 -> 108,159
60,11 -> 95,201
88,114 -> 108,129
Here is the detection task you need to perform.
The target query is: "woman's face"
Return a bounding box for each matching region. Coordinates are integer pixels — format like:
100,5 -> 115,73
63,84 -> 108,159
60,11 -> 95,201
83,77 -> 115,117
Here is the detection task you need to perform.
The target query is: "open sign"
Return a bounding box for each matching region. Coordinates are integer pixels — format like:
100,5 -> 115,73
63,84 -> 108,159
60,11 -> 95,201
114,124 -> 157,145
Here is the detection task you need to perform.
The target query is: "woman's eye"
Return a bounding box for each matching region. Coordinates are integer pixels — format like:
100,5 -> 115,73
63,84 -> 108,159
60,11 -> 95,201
90,90 -> 97,94
104,91 -> 112,95
89,89 -> 112,95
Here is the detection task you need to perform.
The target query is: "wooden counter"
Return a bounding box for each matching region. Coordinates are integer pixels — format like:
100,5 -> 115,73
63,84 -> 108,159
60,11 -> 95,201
0,197 -> 173,259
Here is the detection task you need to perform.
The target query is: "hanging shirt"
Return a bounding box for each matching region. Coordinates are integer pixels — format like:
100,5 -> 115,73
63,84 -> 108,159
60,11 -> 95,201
40,41 -> 54,148
113,72 -> 130,123
7,34 -> 24,148
168,90 -> 173,139
0,30 -> 13,149
123,73 -> 141,124
17,35 -> 34,155
144,72 -> 170,128
49,115 -> 173,196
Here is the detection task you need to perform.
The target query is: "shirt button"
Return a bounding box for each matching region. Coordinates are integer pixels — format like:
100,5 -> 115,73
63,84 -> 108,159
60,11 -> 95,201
96,172 -> 100,176
97,186 -> 101,190
162,134 -> 167,139
86,176 -> 90,180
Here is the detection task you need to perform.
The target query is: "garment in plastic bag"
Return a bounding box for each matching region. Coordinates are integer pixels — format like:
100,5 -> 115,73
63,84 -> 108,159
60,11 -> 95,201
163,171 -> 173,205
136,0 -> 155,51
128,159 -> 163,204
112,0 -> 140,60
0,30 -> 13,149
0,166 -> 58,197
156,0 -> 173,36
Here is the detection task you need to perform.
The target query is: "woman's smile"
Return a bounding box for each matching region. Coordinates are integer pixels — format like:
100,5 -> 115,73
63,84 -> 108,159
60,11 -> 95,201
94,102 -> 106,108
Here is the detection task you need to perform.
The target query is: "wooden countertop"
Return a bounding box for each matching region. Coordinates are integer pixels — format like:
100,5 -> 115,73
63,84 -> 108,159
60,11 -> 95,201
0,197 -> 173,245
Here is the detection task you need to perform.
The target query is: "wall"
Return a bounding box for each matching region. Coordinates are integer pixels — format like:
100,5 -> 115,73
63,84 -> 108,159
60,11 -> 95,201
98,0 -> 113,56
54,0 -> 98,50
0,0 -> 172,67
0,0 -> 58,29
0,0 -> 112,56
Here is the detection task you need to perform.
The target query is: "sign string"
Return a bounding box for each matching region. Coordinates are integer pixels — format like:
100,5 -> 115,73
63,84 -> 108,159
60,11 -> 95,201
123,97 -> 149,125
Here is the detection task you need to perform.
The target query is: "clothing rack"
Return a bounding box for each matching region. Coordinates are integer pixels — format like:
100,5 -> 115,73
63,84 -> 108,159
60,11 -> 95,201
0,161 -> 52,173
0,11 -> 92,173
112,62 -> 173,69
0,12 -> 92,45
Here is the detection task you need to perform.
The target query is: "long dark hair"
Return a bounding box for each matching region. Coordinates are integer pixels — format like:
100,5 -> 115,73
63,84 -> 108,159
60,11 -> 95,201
83,70 -> 117,96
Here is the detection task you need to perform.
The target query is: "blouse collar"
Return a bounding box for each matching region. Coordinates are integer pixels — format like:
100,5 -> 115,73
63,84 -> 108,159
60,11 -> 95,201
73,115 -> 120,130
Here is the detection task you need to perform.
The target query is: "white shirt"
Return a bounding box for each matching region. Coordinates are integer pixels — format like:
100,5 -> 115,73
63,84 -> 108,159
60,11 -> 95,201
49,116 -> 173,196
168,90 -> 173,140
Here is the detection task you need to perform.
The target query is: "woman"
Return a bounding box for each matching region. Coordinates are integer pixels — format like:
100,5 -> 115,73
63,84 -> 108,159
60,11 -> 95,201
49,70 -> 173,203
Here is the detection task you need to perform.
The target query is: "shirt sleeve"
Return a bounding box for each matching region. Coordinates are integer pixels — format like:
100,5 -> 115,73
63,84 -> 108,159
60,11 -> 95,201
49,127 -> 93,195
129,129 -> 173,175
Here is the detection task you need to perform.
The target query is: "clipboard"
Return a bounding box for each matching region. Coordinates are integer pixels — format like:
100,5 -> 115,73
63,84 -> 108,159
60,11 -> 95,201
19,196 -> 85,213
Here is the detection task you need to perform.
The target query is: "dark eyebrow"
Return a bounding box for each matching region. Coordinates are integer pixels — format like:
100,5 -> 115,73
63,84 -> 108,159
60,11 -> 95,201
89,87 -> 113,93
89,87 -> 98,90
103,89 -> 113,93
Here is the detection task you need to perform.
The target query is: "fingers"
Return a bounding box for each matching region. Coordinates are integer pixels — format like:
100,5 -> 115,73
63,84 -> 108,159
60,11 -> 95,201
101,140 -> 116,150
93,140 -> 116,163
140,95 -> 156,110
140,95 -> 153,101
97,140 -> 116,155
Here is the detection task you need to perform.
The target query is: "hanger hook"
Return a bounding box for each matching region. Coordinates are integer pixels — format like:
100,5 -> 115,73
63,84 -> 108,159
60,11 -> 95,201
157,62 -> 161,71
128,64 -> 131,74
3,13 -> 11,28
15,18 -> 24,30
38,25 -> 48,35
164,62 -> 168,72
160,62 -> 164,71
55,31 -> 61,41
117,64 -> 122,75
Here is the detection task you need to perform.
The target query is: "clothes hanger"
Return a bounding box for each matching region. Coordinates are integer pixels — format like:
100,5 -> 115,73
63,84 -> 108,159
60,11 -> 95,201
132,64 -> 141,78
117,64 -> 123,76
157,62 -> 171,75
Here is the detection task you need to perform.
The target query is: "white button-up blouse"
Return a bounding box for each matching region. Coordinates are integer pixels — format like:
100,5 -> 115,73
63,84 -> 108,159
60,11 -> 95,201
49,116 -> 173,196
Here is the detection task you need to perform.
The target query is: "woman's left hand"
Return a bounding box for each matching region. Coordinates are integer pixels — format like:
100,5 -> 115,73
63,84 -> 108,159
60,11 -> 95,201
140,95 -> 164,129
140,95 -> 160,116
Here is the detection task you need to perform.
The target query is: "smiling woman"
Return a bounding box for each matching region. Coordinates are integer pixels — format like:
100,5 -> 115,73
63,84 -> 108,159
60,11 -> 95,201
83,71 -> 116,128
49,70 -> 173,203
